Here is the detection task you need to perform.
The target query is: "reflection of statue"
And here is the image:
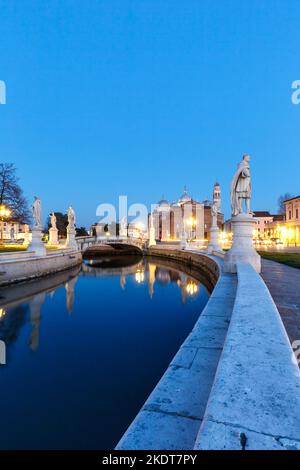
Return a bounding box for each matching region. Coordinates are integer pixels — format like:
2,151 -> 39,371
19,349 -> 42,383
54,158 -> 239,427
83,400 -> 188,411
50,212 -> 57,230
32,196 -> 42,227
65,276 -> 77,314
29,292 -> 45,351
230,155 -> 251,216
67,206 -> 76,230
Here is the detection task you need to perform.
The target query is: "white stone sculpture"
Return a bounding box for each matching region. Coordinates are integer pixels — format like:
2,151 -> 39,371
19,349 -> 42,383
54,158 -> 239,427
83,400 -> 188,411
207,198 -> 222,254
230,154 -> 251,216
66,206 -> 77,249
32,196 -> 42,228
29,196 -> 46,256
67,206 -> 76,230
50,212 -> 57,230
48,212 -> 58,246
224,155 -> 261,273
148,214 -> 156,247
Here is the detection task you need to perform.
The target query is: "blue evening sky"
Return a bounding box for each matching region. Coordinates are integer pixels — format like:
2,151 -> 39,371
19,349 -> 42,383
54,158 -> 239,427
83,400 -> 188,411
0,0 -> 299,226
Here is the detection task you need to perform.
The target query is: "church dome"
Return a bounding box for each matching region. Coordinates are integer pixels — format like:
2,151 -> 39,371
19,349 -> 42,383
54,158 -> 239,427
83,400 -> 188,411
178,187 -> 191,204
157,198 -> 169,207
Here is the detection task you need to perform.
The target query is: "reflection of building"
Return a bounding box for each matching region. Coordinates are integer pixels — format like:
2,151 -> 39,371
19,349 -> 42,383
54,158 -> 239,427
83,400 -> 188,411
284,196 -> 300,245
151,185 -> 223,242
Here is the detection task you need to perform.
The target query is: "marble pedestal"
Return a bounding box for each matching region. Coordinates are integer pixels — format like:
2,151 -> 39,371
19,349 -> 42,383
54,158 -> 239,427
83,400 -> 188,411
224,213 -> 261,273
48,227 -> 58,245
29,227 -> 46,256
207,226 -> 222,254
66,228 -> 77,249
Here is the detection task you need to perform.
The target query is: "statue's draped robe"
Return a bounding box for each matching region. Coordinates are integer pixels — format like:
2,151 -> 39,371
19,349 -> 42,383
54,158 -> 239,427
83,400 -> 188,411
230,162 -> 251,216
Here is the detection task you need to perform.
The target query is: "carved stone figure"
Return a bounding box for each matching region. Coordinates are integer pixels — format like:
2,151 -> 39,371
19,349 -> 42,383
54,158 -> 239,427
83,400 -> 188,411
50,212 -> 57,230
211,200 -> 218,226
32,197 -> 42,227
230,154 -> 251,216
67,206 -> 76,231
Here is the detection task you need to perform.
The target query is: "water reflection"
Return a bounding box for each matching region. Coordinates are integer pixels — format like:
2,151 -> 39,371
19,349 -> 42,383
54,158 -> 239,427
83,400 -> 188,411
0,259 -> 206,357
0,256 -> 210,449
83,258 -> 202,304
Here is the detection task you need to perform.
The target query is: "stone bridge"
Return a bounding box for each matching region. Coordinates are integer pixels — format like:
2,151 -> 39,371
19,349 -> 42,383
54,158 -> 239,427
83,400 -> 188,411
76,235 -> 146,253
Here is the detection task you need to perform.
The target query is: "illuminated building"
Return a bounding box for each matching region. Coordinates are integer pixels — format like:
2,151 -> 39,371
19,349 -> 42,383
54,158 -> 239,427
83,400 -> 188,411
151,184 -> 224,242
284,196 -> 300,245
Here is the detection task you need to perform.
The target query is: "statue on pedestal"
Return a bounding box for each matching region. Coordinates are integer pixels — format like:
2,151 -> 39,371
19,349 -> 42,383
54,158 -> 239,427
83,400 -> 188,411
29,197 -> 46,256
148,213 -> 156,247
48,212 -> 58,246
66,206 -> 77,249
207,190 -> 222,254
50,212 -> 57,230
230,154 -> 251,216
32,196 -> 42,228
67,207 -> 76,231
224,154 -> 261,273
211,200 -> 218,227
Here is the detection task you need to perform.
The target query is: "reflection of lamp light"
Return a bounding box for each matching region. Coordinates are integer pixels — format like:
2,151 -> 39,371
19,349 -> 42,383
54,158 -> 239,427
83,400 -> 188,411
0,308 -> 6,319
186,280 -> 198,295
135,269 -> 145,283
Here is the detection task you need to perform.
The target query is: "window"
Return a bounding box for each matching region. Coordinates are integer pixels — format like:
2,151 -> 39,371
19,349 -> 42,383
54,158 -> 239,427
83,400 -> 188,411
296,209 -> 299,219
289,210 -> 292,220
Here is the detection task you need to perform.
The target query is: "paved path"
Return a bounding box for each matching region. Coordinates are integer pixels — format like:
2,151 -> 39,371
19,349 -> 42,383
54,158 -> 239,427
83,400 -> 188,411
261,259 -> 300,345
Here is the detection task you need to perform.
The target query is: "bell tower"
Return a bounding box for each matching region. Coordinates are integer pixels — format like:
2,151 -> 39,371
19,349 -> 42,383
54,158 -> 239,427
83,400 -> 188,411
213,181 -> 221,212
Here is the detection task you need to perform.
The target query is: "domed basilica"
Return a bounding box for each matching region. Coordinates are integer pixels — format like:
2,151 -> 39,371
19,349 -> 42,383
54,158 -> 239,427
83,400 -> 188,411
152,183 -> 223,242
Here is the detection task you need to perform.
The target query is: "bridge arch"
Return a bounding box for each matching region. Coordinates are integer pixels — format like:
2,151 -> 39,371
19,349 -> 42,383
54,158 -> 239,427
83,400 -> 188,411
76,236 -> 146,255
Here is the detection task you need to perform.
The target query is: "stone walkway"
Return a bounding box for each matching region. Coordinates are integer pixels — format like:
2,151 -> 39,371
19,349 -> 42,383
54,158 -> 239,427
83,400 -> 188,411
261,259 -> 300,345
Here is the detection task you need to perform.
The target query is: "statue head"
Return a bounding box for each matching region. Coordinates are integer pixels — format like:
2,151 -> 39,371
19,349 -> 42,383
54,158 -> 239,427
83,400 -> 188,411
243,154 -> 250,163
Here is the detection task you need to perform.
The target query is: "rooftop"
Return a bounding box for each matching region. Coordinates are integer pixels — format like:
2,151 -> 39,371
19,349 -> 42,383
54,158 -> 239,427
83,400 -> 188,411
284,195 -> 300,203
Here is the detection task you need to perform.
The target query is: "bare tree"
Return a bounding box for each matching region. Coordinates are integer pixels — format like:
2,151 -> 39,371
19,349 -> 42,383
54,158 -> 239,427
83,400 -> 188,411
278,193 -> 294,215
0,163 -> 31,223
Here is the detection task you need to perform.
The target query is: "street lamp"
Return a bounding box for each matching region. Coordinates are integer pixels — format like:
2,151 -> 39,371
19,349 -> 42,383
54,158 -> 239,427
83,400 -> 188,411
0,204 -> 11,244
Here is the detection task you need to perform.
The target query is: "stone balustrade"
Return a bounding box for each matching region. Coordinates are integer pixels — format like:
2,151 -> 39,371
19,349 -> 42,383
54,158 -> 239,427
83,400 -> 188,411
195,262 -> 300,450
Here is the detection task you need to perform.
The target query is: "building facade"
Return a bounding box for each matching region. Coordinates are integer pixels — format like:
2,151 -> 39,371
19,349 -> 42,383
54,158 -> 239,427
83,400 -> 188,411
0,219 -> 30,242
152,184 -> 223,242
284,195 -> 300,244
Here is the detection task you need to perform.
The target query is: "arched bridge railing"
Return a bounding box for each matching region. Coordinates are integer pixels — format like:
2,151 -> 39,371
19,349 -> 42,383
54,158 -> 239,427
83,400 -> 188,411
76,236 -> 146,253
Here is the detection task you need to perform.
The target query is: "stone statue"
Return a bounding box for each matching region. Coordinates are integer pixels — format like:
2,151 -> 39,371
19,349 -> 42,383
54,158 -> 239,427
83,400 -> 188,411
50,212 -> 57,230
230,154 -> 251,216
32,196 -> 42,227
67,206 -> 76,230
211,200 -> 218,225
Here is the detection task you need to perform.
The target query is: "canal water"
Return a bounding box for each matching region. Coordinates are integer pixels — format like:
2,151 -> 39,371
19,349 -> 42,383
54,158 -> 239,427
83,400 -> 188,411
0,256 -> 210,449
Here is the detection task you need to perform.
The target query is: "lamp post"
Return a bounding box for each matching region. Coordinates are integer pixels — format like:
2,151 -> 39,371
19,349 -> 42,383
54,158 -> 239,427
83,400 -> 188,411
0,204 -> 11,245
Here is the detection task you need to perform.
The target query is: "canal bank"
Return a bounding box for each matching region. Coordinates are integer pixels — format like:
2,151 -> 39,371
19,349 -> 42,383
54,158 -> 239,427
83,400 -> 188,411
0,248 -> 82,286
117,247 -> 237,450
117,246 -> 300,450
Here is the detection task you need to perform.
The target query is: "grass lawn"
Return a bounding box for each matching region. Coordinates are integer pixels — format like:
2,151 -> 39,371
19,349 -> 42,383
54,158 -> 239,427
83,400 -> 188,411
258,251 -> 300,270
0,245 -> 27,253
